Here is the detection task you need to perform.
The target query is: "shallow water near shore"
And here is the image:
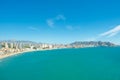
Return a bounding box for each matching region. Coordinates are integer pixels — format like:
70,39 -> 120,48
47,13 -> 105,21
0,47 -> 120,80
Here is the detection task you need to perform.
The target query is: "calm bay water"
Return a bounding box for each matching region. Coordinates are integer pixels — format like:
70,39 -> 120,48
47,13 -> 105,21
0,47 -> 120,80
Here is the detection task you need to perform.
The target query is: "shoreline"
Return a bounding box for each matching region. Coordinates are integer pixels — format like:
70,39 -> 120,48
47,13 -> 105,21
0,46 -> 117,60
0,48 -> 56,60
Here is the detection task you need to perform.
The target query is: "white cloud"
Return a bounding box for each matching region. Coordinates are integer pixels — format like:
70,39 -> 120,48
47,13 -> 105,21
28,27 -> 38,31
46,19 -> 54,28
100,25 -> 120,37
46,14 -> 66,28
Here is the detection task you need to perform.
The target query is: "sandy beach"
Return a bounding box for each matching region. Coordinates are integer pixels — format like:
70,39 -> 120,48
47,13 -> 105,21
0,50 -> 35,59
0,49 -> 55,60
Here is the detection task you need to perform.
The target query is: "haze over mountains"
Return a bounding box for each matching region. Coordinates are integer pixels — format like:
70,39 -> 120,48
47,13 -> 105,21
0,40 -> 116,49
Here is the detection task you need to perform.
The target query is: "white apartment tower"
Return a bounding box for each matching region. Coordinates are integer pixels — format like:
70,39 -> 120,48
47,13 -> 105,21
5,42 -> 9,48
10,43 -> 14,48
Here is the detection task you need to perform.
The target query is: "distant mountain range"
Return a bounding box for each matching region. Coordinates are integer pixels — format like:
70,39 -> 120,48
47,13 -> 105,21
70,41 -> 116,48
0,40 -> 116,48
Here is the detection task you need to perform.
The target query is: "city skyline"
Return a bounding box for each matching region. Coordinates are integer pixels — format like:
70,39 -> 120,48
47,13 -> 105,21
0,0 -> 120,44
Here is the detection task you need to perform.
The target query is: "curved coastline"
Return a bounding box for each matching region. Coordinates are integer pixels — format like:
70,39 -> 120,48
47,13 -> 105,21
0,49 -> 56,60
0,46 -> 118,60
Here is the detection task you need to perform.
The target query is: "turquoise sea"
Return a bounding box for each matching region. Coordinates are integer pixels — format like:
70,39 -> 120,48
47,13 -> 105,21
0,47 -> 120,80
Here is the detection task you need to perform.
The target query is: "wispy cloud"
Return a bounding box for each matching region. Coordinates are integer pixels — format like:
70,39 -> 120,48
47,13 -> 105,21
100,25 -> 120,37
46,19 -> 54,28
46,14 -> 66,28
28,27 -> 39,31
47,15 -> 80,31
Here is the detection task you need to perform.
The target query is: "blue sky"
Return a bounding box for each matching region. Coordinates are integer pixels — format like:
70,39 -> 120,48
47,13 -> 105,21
0,0 -> 120,44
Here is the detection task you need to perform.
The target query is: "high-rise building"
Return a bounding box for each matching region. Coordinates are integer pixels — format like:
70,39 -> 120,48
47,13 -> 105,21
10,43 -> 14,49
14,43 -> 18,49
18,43 -> 23,49
5,42 -> 9,48
0,44 -> 2,49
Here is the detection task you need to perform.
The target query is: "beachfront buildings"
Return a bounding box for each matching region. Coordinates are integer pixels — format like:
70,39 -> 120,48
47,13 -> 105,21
0,40 -> 115,55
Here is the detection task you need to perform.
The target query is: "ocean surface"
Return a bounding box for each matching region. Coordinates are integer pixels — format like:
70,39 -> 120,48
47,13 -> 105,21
0,47 -> 120,80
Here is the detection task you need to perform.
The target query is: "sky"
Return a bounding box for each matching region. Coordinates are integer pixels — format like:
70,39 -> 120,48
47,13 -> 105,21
0,0 -> 120,44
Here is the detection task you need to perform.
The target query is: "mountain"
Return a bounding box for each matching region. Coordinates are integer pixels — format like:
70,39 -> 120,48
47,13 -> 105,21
70,41 -> 116,48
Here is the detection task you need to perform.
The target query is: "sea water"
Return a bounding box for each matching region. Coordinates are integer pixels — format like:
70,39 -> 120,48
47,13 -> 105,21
0,47 -> 120,80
